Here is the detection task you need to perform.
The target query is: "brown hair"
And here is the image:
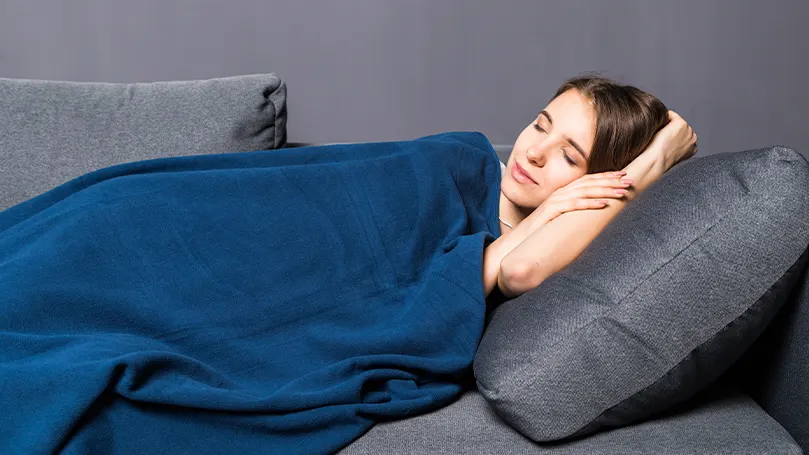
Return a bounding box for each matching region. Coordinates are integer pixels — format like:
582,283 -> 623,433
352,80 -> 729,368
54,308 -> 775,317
551,74 -> 669,174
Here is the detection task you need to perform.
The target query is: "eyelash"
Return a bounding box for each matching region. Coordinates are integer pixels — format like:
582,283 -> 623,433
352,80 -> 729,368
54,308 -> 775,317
533,123 -> 576,166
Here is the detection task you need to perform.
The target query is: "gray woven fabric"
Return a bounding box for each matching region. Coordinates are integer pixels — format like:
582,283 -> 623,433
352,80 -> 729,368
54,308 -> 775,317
735,257 -> 809,451
474,146 -> 809,441
0,73 -> 286,211
339,388 -> 800,454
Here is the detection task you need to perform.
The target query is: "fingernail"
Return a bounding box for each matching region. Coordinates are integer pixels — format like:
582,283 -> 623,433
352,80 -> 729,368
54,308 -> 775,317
614,188 -> 628,195
620,178 -> 635,185
614,171 -> 627,176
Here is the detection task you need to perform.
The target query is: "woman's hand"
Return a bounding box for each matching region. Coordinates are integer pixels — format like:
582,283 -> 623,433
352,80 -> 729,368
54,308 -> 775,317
647,110 -> 698,170
525,170 -> 634,229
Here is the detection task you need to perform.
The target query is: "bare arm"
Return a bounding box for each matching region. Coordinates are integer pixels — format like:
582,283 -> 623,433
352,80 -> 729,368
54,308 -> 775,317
491,149 -> 668,298
482,203 -> 551,297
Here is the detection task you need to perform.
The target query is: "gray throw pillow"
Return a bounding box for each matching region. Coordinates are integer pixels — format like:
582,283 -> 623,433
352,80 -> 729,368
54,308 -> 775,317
474,146 -> 809,441
0,73 -> 286,211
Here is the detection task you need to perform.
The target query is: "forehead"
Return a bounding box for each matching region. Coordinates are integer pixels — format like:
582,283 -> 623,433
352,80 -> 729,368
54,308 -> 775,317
542,89 -> 596,151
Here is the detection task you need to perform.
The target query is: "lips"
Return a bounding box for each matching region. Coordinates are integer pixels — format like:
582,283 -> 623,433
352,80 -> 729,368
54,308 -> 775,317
513,162 -> 538,184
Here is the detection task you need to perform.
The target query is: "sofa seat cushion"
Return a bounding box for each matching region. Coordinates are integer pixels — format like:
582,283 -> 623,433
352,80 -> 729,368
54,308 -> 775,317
338,388 -> 801,454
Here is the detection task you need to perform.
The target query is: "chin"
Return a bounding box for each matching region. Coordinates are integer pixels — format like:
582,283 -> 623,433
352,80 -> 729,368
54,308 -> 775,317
502,182 -> 541,211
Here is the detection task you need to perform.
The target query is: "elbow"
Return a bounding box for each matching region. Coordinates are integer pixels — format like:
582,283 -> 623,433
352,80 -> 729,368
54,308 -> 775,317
499,257 -> 542,298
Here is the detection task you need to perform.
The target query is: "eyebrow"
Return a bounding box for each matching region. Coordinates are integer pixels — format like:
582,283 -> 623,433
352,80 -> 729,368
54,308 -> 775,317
539,110 -> 589,161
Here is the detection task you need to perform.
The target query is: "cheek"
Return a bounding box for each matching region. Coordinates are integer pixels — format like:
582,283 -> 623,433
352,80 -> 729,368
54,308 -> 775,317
543,167 -> 580,195
512,131 -> 533,152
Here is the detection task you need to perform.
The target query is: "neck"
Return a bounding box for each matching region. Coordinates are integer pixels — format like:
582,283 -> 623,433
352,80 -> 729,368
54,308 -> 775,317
498,191 -> 532,230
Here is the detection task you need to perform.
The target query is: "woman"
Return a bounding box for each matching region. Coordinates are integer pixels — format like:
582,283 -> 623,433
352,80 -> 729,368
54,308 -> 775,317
484,75 -> 697,302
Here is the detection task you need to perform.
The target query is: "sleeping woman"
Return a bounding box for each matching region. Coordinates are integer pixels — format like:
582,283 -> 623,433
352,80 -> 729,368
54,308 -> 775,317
483,75 -> 697,303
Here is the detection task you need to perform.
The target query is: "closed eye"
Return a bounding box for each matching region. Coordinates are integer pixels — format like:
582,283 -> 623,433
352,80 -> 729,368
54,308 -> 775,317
535,124 -> 576,166
562,150 -> 576,166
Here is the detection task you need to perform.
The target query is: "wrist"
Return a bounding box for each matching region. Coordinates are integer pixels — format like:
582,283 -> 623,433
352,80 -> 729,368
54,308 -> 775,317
623,147 -> 669,193
524,206 -> 550,233
646,145 -> 673,172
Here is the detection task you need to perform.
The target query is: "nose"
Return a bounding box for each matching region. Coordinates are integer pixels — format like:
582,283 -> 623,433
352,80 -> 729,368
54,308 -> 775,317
525,144 -> 546,167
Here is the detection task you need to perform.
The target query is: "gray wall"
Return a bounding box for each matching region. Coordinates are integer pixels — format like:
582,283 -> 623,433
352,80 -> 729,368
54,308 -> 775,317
1,0 -> 807,157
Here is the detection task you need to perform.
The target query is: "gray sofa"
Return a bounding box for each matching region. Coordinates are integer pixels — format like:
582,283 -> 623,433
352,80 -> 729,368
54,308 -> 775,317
1,74 -> 806,454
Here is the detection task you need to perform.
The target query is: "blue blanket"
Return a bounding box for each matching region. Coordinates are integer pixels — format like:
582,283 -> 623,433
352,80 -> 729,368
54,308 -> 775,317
0,132 -> 502,454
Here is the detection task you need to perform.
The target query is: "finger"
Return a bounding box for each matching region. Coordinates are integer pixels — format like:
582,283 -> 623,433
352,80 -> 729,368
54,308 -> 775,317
547,199 -> 577,215
568,172 -> 629,192
579,176 -> 634,189
582,171 -> 626,181
549,198 -> 609,217
567,198 -> 611,211
580,199 -> 611,209
564,178 -> 609,193
571,199 -> 597,210
668,110 -> 683,122
575,187 -> 628,200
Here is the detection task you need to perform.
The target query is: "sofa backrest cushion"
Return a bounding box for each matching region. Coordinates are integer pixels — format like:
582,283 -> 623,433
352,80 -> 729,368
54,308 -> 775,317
0,73 -> 286,211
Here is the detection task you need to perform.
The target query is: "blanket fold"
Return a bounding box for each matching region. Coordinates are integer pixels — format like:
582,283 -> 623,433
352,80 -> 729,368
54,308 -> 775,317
0,131 -> 501,454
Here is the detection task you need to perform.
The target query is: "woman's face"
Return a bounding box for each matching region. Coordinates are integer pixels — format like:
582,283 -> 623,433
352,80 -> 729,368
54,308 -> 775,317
502,89 -> 596,210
